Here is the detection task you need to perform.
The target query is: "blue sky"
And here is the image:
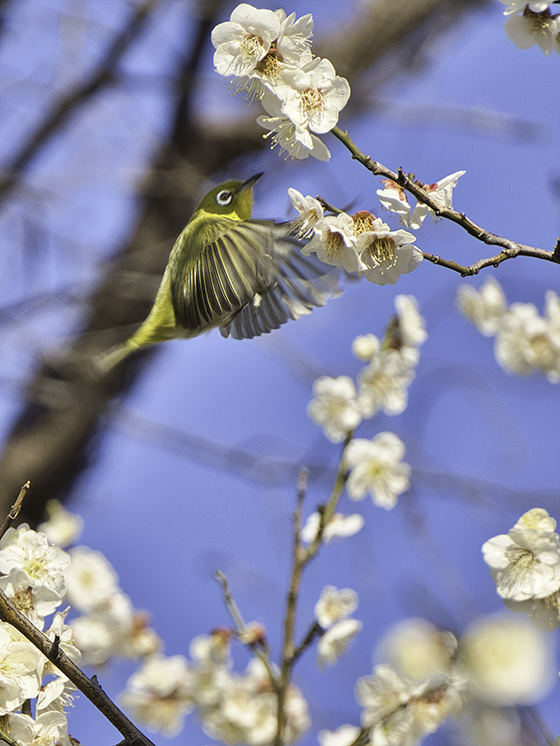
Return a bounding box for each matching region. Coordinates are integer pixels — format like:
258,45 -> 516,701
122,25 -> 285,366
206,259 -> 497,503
1,1 -> 559,744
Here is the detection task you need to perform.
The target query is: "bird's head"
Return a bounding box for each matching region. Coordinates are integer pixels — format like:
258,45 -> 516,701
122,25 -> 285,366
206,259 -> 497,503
197,173 -> 264,220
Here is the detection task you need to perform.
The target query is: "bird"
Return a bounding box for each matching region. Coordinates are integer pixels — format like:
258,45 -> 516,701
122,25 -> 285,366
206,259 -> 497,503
98,173 -> 337,371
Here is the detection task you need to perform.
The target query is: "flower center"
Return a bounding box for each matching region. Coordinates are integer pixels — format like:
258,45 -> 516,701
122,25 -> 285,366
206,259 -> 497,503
523,8 -> 554,36
325,230 -> 345,262
363,237 -> 397,269
352,210 -> 376,234
256,46 -> 284,81
301,87 -> 324,118
529,333 -> 555,370
240,33 -> 266,62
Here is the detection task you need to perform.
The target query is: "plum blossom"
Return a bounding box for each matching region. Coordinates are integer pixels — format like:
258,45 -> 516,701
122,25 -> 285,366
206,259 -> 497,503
300,512 -> 364,544
279,57 -> 350,134
377,171 -> 465,229
211,5 -> 282,77
315,586 -> 358,628
317,619 -> 362,668
457,615 -> 555,705
308,375 -> 362,442
482,508 -> 560,601
302,213 -> 361,272
352,211 -> 422,285
287,187 -> 324,236
121,653 -> 194,736
504,9 -> 560,55
345,432 -> 411,510
457,277 -> 508,336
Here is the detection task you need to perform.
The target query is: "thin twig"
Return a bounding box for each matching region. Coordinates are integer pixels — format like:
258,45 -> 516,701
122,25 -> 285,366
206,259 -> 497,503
0,588 -> 156,746
306,433 -> 353,561
274,468 -> 309,746
330,125 -> 560,270
291,621 -> 322,665
214,570 -> 279,690
0,481 -> 30,540
0,0 -> 165,203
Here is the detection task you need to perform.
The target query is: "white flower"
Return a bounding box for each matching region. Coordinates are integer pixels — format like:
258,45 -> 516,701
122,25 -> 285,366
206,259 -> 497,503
394,295 -> 427,348
37,500 -> 83,548
5,711 -> 71,746
0,526 -> 70,623
212,4 -> 281,77
352,333 -> 380,361
457,277 -> 508,336
504,10 -> 560,55
345,433 -> 411,510
504,590 -> 560,630
190,629 -> 233,667
65,546 -> 119,612
499,0 -> 555,15
0,624 -> 43,713
355,217 -> 423,286
317,618 -> 362,668
482,508 -> 560,601
279,57 -> 350,133
377,171 -> 465,229
301,512 -> 364,544
355,663 -> 412,724
258,92 -> 330,160
358,349 -> 416,418
275,10 -> 314,64
369,707 -> 418,746
288,187 -> 324,236
72,592 -> 148,665
303,213 -> 361,272
376,180 -> 416,227
318,725 -> 361,746
308,375 -> 362,443
458,615 -> 555,705
315,586 -> 358,628
378,618 -> 458,684
121,653 -> 193,737
494,301 -> 560,380
44,609 -> 81,668
37,674 -> 77,715
258,111 -> 331,160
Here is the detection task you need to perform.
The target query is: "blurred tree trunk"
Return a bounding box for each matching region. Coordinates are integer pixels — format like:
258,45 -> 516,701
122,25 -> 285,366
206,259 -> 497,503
0,0 -> 487,522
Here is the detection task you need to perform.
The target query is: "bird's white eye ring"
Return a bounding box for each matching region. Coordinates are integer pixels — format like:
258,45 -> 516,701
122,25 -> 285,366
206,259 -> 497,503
216,190 -> 233,206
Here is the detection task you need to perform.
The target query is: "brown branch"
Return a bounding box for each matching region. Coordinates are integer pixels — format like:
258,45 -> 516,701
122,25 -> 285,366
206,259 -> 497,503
0,0 -> 491,525
0,481 -> 30,540
214,570 -> 279,691
0,0 -> 165,203
0,587 -> 156,746
330,126 -> 560,271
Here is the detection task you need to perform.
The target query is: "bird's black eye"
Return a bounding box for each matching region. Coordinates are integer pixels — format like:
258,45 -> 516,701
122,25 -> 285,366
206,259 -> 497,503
216,190 -> 233,206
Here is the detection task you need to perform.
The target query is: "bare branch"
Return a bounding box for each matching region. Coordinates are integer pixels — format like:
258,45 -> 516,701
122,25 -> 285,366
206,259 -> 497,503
330,126 -> 560,272
0,481 -> 30,540
0,0 -> 165,203
0,587 -> 156,746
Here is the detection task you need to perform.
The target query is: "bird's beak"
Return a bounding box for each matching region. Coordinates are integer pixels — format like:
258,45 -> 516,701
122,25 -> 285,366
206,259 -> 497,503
239,172 -> 264,193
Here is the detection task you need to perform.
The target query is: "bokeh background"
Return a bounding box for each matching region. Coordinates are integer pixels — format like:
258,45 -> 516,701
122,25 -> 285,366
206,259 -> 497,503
0,0 -> 559,743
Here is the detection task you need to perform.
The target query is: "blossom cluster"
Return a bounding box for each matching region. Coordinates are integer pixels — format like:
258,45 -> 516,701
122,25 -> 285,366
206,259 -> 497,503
211,4 -> 350,160
121,629 -> 310,742
0,502 -> 160,744
322,612 -> 555,746
482,507 -> 560,629
457,277 -> 560,382
498,1 -> 560,55
307,294 -> 426,509
289,188 -> 424,286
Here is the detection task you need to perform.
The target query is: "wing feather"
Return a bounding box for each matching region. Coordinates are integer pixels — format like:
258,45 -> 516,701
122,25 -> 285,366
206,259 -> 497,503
170,216 -> 339,338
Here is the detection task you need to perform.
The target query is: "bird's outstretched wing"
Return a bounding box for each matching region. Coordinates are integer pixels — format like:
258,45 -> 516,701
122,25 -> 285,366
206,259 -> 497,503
170,218 -> 339,339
